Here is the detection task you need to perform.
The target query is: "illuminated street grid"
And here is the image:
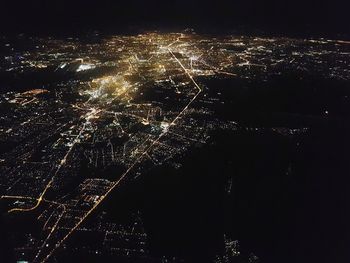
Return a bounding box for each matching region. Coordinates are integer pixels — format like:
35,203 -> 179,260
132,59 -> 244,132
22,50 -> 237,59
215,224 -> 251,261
0,32 -> 349,262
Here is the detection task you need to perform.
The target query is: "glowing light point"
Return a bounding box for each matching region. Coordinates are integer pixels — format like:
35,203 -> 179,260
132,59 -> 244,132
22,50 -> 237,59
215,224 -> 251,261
76,64 -> 95,72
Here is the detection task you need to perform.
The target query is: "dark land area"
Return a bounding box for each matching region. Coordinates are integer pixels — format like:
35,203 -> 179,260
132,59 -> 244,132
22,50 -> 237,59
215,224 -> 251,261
46,74 -> 350,262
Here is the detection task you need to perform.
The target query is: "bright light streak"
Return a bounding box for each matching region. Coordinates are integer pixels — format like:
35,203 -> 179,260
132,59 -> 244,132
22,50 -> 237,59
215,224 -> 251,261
76,64 -> 95,72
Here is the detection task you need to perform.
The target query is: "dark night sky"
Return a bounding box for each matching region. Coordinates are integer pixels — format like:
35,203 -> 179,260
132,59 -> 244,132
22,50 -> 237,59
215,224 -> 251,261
1,0 -> 349,37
